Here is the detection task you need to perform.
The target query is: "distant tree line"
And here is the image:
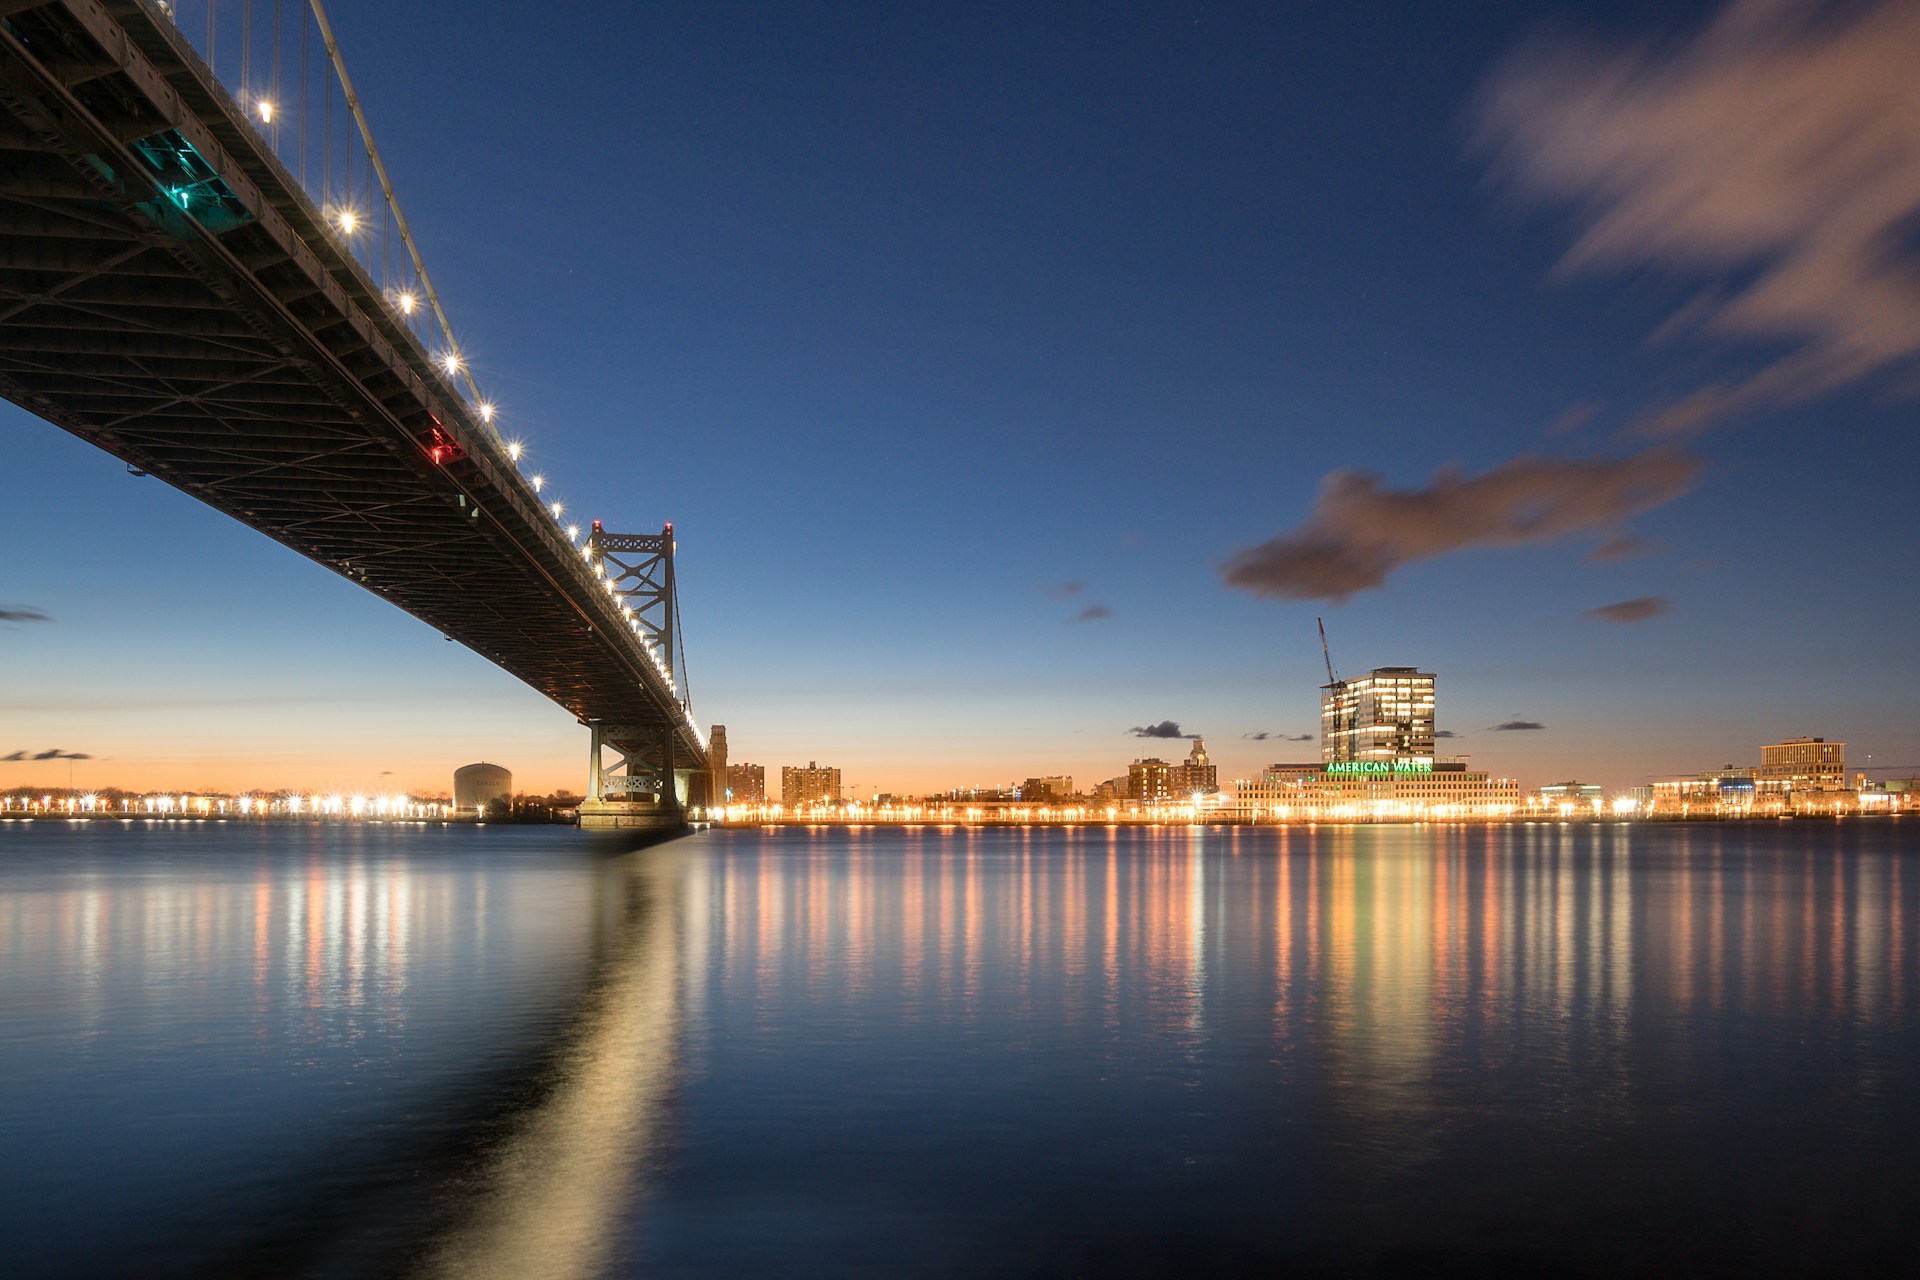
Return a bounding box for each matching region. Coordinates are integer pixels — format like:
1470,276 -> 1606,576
483,791 -> 585,823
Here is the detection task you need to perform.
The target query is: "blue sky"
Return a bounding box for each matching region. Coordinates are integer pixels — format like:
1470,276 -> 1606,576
4,0 -> 1917,795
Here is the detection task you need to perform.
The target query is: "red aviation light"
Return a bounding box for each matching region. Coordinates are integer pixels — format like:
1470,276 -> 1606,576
419,420 -> 465,466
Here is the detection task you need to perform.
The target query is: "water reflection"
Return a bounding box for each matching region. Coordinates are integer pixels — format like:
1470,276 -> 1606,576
679,821 -> 1920,1264
419,845 -> 681,1280
6,820 -> 1919,1277
0,823 -> 661,1277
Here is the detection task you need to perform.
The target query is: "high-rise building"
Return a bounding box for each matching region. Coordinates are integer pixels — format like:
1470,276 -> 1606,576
1171,739 -> 1218,795
1020,776 -> 1074,801
1759,737 -> 1846,793
781,761 -> 841,807
727,762 -> 766,803
1322,667 -> 1436,766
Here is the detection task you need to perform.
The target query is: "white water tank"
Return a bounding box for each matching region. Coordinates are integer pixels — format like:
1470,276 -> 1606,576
454,762 -> 512,812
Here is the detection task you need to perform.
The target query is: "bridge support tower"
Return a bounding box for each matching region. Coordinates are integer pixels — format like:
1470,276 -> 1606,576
574,521 -> 719,830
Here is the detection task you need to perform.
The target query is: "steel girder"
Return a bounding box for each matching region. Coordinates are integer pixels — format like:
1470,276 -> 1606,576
0,0 -> 706,766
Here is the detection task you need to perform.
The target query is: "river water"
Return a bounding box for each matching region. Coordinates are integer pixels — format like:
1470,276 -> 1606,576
3,819 -> 1918,1277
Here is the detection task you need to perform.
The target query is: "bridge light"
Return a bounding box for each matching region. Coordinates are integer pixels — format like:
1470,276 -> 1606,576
335,209 -> 360,234
566,524 -> 580,541
531,474 -> 545,492
550,501 -> 564,518
440,351 -> 462,375
507,440 -> 523,461
394,290 -> 418,315
257,99 -> 274,124
478,402 -> 495,423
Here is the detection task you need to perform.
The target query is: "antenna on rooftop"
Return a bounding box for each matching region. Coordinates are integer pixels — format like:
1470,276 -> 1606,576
1317,617 -> 1338,687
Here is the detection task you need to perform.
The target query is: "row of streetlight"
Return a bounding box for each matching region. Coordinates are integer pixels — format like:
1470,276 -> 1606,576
243,81 -> 704,752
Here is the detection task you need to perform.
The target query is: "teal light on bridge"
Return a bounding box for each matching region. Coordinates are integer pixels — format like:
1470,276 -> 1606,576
130,129 -> 252,236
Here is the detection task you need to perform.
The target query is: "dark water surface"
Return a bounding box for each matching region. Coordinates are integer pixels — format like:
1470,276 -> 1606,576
4,819 -> 1918,1277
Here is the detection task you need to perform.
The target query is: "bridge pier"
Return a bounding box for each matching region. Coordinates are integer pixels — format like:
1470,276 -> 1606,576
577,721 -> 726,829
579,721 -> 685,831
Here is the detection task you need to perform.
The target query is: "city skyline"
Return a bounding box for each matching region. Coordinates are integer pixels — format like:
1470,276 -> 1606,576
5,0 -> 1918,796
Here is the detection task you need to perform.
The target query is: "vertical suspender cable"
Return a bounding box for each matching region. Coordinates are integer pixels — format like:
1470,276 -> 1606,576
271,0 -> 281,142
321,29 -> 329,198
298,10 -> 306,186
307,0 -> 489,423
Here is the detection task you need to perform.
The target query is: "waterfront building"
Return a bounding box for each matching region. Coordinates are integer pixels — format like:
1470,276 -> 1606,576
453,762 -> 512,813
1532,780 -> 1604,816
781,761 -> 841,807
1859,777 -> 1920,814
1020,776 -> 1074,801
726,762 -> 766,803
1648,766 -> 1755,816
1092,775 -> 1129,803
1171,740 -> 1218,796
1759,736 -> 1846,794
1233,759 -> 1519,821
1322,667 -> 1436,766
1128,758 -> 1175,803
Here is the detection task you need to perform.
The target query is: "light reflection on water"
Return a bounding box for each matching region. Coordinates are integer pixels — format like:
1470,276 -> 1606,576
2,819 -> 1918,1277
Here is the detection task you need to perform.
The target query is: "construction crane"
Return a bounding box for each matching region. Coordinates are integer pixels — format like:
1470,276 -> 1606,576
1317,617 -> 1338,687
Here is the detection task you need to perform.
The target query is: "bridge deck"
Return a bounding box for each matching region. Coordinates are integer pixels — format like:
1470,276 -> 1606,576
0,0 -> 705,766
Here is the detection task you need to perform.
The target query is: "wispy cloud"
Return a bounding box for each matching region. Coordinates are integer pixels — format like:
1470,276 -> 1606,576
1129,721 -> 1197,740
1589,533 -> 1655,563
1542,401 -> 1602,437
1067,603 -> 1112,624
1221,450 -> 1699,602
1436,729 -> 1462,739
1490,720 -> 1545,732
1478,0 -> 1920,433
1243,731 -> 1314,742
0,605 -> 50,624
2,748 -> 93,762
1586,596 -> 1670,623
1039,581 -> 1086,600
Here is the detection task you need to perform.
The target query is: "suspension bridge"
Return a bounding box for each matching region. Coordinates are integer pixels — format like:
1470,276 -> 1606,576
0,0 -> 722,825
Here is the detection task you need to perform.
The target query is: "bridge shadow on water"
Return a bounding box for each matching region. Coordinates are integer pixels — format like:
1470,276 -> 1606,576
197,829 -> 693,1280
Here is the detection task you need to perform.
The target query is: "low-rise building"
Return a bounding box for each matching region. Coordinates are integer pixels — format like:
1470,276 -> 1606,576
1648,766 -> 1756,816
1530,780 -> 1605,816
1232,760 -> 1519,821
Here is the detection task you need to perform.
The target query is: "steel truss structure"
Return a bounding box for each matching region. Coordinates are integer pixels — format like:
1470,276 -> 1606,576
0,0 -> 707,777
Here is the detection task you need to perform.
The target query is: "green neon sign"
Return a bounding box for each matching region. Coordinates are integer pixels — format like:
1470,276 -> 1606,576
1326,761 -> 1432,775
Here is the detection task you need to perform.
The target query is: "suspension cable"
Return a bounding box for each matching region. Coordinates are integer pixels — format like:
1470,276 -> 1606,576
307,0 -> 490,427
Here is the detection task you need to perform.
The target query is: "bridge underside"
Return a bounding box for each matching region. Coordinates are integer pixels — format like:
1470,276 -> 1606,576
0,0 -> 706,774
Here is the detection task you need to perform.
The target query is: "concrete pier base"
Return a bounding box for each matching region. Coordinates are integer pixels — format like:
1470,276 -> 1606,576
578,800 -> 686,832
